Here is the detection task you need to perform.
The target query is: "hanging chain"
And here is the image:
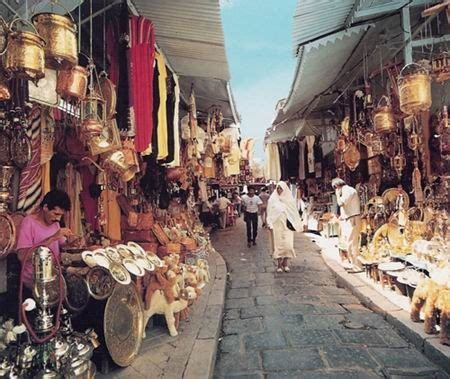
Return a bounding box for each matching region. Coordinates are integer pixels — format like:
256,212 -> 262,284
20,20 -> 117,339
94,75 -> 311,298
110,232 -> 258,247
103,0 -> 106,71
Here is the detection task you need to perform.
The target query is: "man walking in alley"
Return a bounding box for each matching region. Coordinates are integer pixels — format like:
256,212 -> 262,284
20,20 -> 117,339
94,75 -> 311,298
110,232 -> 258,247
216,192 -> 231,229
258,186 -> 270,228
241,186 -> 263,247
332,178 -> 362,273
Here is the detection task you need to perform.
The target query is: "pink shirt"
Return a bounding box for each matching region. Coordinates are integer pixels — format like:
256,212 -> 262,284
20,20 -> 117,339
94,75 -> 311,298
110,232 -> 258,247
16,215 -> 64,288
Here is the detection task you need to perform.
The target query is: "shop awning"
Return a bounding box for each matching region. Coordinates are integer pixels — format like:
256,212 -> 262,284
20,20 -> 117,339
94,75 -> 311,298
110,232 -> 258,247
129,0 -> 239,123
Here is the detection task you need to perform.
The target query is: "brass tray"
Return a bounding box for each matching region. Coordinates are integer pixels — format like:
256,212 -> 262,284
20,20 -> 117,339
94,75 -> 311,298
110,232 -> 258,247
86,266 -> 115,300
0,213 -> 15,259
104,283 -> 144,367
382,188 -> 409,210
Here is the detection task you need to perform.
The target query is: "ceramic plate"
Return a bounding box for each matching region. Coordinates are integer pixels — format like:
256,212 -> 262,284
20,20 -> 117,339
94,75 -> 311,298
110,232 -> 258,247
81,251 -> 96,268
105,247 -> 122,264
116,244 -> 133,259
135,257 -> 155,272
378,262 -> 405,272
92,250 -> 111,269
123,258 -> 145,277
147,254 -> 164,268
109,263 -> 131,285
127,242 -> 146,257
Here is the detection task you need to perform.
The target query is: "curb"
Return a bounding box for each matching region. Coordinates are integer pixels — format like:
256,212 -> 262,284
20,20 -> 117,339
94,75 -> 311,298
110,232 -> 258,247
320,249 -> 450,375
183,248 -> 227,379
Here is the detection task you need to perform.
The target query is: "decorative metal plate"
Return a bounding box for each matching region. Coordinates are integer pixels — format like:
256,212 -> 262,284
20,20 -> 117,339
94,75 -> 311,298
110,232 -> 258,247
64,273 -> 90,314
86,266 -> 115,301
104,283 -> 144,367
0,213 -> 15,259
382,188 -> 410,210
11,131 -> 32,169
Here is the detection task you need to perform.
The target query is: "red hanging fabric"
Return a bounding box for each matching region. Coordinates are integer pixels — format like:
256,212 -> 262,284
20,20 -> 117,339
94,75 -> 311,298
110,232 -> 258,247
128,16 -> 155,152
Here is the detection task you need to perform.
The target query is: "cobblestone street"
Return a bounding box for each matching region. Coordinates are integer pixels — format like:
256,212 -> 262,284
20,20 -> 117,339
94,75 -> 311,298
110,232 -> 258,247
212,220 -> 448,378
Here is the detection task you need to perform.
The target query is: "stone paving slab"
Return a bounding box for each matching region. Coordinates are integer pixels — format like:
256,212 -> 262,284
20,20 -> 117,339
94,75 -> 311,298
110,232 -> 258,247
213,221 -> 448,378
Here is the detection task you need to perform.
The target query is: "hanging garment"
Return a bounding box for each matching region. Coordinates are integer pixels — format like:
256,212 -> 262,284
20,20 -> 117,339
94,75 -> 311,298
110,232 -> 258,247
314,139 -> 323,178
64,163 -> 83,237
18,107 -> 42,214
305,135 -> 315,174
155,52 -> 168,160
128,16 -> 155,152
168,73 -> 181,167
79,166 -> 98,231
265,143 -> 281,182
287,140 -> 299,178
162,71 -> 175,164
101,189 -> 122,241
298,139 -> 306,180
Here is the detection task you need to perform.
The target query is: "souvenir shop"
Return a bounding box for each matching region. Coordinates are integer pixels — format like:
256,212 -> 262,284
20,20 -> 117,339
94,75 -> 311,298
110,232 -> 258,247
0,0 -> 238,376
266,2 -> 449,346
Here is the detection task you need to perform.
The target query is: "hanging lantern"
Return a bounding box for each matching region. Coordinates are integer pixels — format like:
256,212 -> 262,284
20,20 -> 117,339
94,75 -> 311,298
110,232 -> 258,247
373,96 -> 396,134
103,150 -> 135,182
80,62 -> 105,139
398,63 -> 432,115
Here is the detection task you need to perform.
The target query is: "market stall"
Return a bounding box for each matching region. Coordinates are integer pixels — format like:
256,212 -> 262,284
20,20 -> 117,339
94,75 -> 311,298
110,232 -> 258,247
0,0 -> 238,376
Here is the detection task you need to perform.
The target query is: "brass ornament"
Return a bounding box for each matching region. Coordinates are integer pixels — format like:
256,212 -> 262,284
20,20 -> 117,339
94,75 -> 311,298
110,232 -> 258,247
56,65 -> 88,101
31,12 -> 78,70
343,141 -> 360,171
5,18 -> 45,81
398,63 -> 432,115
373,96 -> 396,134
0,213 -> 15,258
104,284 -> 144,367
96,73 -> 117,120
382,187 -> 410,211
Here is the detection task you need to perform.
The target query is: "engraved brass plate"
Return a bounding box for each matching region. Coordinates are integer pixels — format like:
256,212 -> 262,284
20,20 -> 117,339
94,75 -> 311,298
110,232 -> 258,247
104,283 -> 144,367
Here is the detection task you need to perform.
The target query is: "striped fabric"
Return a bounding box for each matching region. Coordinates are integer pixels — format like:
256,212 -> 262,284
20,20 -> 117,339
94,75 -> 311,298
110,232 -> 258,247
17,107 -> 42,214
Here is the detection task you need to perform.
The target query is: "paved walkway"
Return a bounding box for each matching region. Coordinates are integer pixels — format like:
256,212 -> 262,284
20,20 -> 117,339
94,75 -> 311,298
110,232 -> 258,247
213,220 -> 448,378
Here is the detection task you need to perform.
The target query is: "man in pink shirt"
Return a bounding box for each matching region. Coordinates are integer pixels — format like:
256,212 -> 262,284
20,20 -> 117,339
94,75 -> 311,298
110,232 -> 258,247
16,190 -> 74,289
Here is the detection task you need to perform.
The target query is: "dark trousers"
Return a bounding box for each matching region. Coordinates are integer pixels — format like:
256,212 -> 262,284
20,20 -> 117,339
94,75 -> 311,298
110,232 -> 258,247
245,212 -> 258,242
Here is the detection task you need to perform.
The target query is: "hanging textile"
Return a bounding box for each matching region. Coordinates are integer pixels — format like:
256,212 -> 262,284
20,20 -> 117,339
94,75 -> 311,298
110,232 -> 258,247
162,71 -> 175,164
298,139 -> 306,180
170,74 -> 181,167
305,135 -> 315,174
18,107 -> 42,214
101,189 -> 121,241
155,52 -> 168,160
64,163 -> 83,236
287,140 -> 299,178
265,143 -> 281,182
79,166 -> 98,231
314,139 -> 323,178
129,16 -> 155,152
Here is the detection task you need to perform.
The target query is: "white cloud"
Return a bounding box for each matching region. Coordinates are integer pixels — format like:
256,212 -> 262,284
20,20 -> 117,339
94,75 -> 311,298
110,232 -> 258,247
220,0 -> 235,9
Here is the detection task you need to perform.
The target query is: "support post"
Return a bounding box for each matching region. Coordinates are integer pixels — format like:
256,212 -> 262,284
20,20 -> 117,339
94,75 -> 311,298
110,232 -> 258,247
402,6 -> 413,64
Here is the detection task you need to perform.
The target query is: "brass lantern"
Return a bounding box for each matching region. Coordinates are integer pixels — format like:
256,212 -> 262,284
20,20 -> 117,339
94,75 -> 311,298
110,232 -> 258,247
80,63 -> 105,139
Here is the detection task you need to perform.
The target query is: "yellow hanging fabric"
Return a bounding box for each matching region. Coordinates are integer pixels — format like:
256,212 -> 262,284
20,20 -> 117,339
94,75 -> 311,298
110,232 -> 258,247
41,161 -> 51,195
156,52 -> 168,160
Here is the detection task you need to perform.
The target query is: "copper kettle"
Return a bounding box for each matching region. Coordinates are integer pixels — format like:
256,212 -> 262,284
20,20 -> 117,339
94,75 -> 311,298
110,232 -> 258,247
56,65 -> 88,101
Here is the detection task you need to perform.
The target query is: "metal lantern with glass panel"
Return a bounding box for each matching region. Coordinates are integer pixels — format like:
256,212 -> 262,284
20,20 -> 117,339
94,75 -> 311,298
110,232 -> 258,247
80,61 -> 105,139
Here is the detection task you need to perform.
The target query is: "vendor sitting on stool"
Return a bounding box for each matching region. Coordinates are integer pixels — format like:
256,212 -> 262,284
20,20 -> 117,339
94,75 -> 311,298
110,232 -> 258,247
16,190 -> 75,289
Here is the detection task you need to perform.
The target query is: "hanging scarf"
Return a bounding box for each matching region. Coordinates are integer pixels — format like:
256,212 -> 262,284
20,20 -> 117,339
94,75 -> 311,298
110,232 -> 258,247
267,181 -> 302,231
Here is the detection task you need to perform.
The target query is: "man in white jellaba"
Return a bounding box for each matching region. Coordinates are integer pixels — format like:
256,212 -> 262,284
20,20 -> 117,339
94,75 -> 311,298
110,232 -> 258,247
267,181 -> 303,272
332,178 -> 362,273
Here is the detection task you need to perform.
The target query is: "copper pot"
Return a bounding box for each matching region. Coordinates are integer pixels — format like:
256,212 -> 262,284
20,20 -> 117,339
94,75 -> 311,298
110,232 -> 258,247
32,13 -> 77,69
56,65 -> 88,100
5,19 -> 45,81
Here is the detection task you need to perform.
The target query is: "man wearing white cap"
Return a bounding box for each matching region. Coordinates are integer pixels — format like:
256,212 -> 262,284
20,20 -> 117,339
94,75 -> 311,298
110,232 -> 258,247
332,178 -> 362,272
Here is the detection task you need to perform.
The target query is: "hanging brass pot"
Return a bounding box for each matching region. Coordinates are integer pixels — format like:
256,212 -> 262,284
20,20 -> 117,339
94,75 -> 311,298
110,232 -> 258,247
373,96 -> 396,134
398,63 -> 432,115
4,18 -> 45,81
32,12 -> 77,70
56,65 -> 88,101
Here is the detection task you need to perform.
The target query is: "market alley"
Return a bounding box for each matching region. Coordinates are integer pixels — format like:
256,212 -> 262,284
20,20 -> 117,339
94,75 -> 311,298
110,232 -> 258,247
212,221 -> 447,378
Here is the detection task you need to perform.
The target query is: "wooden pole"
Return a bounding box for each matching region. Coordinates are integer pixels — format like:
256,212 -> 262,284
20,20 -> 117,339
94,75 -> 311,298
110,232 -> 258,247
420,110 -> 432,182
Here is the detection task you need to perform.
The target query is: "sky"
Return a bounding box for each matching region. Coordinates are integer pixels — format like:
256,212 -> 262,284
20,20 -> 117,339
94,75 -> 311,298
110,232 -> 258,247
221,0 -> 297,161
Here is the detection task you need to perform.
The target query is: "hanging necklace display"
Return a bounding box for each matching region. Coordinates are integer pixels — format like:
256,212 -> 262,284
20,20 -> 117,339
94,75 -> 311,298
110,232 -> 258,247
408,116 -> 421,151
392,125 -> 406,178
398,63 -> 432,115
4,18 -> 45,81
9,109 -> 31,169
